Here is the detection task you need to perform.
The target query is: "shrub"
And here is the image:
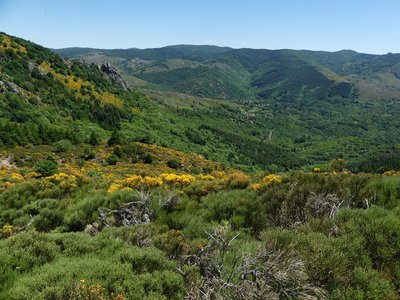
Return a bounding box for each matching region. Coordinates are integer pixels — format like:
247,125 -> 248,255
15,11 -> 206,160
113,146 -> 123,158
202,190 -> 260,231
332,267 -> 397,300
106,154 -> 118,166
154,230 -> 188,259
167,159 -> 180,170
142,154 -> 153,164
53,139 -> 72,152
0,224 -> 15,239
331,158 -> 346,172
33,208 -> 63,232
34,158 -> 58,177
107,130 -> 122,146
82,146 -> 95,160
88,131 -> 100,146
223,172 -> 250,189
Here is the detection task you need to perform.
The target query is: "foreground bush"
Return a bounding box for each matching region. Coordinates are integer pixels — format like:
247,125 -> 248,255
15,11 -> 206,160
0,231 -> 185,300
1,170 -> 400,298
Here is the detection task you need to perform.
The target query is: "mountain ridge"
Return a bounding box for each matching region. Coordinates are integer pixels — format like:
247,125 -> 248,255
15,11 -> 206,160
55,44 -> 397,56
54,44 -> 400,102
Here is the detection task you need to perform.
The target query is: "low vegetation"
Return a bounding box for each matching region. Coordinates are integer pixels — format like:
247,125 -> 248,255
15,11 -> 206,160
2,32 -> 400,299
1,144 -> 400,299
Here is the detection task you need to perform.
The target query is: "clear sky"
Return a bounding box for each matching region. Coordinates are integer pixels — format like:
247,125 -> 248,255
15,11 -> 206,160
0,0 -> 398,54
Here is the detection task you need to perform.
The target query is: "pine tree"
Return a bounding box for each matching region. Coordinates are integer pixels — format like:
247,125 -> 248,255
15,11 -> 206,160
107,130 -> 121,146
88,131 -> 100,146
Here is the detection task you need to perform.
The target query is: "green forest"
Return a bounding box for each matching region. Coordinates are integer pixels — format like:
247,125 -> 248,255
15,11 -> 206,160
2,32 -> 400,299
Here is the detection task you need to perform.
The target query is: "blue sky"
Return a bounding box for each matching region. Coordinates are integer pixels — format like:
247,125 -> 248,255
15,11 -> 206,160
0,0 -> 398,54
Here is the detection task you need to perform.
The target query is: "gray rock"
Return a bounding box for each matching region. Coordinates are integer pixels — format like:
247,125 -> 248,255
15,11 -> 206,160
100,63 -> 129,91
0,80 -> 22,94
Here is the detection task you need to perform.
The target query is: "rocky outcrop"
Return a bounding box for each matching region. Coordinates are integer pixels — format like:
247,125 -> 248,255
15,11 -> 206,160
0,80 -> 22,94
100,63 -> 129,91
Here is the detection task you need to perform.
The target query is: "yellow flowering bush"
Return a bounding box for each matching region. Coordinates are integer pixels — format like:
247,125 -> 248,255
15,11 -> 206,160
211,170 -> 226,179
123,175 -> 144,187
10,173 -> 24,181
223,172 -> 250,189
46,172 -> 78,190
71,281 -> 127,300
0,168 -> 8,177
0,224 -> 15,239
143,176 -> 163,187
383,170 -> 400,176
250,183 -> 262,191
262,174 -> 282,186
40,61 -> 123,107
198,174 -> 216,181
250,174 -> 282,192
105,173 -> 116,180
108,173 -> 196,193
26,171 -> 41,179
0,34 -> 27,54
1,182 -> 15,190
108,180 -> 126,193
108,174 -> 161,192
160,173 -> 196,186
312,167 -> 321,173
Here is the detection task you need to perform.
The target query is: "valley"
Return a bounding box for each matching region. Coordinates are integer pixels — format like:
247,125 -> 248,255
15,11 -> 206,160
1,32 -> 400,299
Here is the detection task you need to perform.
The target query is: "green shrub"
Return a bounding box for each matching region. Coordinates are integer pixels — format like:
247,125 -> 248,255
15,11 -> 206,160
64,194 -> 108,231
143,154 -> 153,164
53,139 -> 72,152
107,130 -> 122,146
34,158 -> 58,176
82,146 -> 95,160
106,154 -> 118,166
88,131 -> 100,146
332,267 -> 397,300
201,190 -> 262,231
167,159 -> 180,169
0,232 -> 185,299
33,208 -> 63,232
367,176 -> 400,208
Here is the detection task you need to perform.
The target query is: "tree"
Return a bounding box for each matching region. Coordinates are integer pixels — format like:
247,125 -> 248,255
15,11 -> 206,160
88,131 -> 100,146
107,130 -> 122,146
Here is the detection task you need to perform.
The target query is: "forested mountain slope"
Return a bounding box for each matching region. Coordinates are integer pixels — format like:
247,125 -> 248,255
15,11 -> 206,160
56,45 -> 400,102
0,33 -> 301,170
56,42 -> 400,167
3,32 -> 400,170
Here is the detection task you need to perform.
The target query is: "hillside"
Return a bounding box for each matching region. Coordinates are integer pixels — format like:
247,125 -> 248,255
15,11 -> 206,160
0,33 -> 306,171
55,45 -> 400,102
55,43 -> 400,166
3,33 -> 400,299
3,32 -> 400,170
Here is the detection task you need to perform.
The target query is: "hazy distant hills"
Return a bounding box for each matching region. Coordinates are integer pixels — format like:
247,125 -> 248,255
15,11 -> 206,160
55,45 -> 400,102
